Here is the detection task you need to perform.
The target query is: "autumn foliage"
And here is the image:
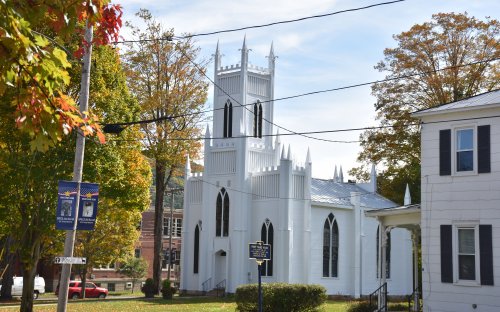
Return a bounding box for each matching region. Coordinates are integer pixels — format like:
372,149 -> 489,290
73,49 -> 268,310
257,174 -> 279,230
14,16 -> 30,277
0,1 -> 122,151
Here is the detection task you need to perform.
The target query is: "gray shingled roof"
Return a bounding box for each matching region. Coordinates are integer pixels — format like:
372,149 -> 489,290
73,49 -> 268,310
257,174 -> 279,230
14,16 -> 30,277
413,89 -> 500,116
311,178 -> 397,209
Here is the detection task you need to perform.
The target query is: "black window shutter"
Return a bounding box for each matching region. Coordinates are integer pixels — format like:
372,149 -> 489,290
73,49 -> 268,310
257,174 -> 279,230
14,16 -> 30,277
478,125 -> 491,174
480,224 -> 494,285
440,225 -> 453,283
440,130 -> 451,176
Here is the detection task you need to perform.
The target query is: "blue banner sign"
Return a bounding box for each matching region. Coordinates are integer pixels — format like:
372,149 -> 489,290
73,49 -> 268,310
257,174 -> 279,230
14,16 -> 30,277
77,182 -> 99,230
249,241 -> 271,260
56,181 -> 78,230
56,181 -> 99,230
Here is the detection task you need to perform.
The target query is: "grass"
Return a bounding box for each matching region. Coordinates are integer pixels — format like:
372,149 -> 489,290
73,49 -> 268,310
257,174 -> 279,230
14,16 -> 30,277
0,296 -> 350,312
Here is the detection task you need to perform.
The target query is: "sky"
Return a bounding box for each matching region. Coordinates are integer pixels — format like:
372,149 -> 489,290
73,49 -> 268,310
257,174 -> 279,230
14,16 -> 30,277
117,0 -> 499,181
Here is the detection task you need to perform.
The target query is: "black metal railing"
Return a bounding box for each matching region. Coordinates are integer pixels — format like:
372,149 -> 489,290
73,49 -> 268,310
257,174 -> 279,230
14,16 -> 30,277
215,279 -> 226,298
369,282 -> 387,312
407,286 -> 421,312
202,277 -> 212,295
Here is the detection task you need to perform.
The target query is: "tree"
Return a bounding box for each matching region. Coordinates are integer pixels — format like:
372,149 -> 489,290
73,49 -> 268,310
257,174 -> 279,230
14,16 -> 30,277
0,42 -> 149,312
123,9 -> 209,293
117,257 -> 148,293
0,1 -> 122,151
351,13 -> 500,204
70,44 -> 151,298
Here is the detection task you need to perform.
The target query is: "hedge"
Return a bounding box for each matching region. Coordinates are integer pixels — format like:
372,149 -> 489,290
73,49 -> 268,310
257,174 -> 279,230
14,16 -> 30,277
235,283 -> 327,312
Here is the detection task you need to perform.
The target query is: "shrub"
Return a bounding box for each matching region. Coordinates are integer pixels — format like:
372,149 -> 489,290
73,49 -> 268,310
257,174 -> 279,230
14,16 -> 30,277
141,278 -> 155,298
161,279 -> 177,299
346,301 -> 376,312
346,301 -> 408,312
235,283 -> 326,312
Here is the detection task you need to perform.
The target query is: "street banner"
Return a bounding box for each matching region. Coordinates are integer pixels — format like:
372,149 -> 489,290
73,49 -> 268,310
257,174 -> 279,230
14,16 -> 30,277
77,182 -> 99,230
56,181 -> 99,230
56,181 -> 78,230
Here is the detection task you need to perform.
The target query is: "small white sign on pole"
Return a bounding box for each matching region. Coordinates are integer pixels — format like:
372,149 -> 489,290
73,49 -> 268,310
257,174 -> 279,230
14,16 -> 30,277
54,257 -> 87,265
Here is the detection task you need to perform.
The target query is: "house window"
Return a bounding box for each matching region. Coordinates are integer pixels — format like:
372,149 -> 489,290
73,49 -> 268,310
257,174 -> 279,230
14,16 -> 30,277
456,128 -> 474,172
107,283 -> 115,292
323,213 -> 339,278
215,188 -> 229,237
194,225 -> 200,274
134,248 -> 141,258
440,224 -> 493,285
163,217 -> 182,237
376,226 -> 391,279
457,227 -> 476,280
162,249 -> 172,269
261,219 -> 274,276
439,125 -> 490,176
223,100 -> 233,138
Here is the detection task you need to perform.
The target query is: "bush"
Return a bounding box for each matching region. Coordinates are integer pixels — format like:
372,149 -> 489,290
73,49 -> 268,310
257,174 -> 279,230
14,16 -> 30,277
141,278 -> 155,298
346,301 -> 408,312
235,283 -> 326,312
161,279 -> 177,299
346,301 -> 376,312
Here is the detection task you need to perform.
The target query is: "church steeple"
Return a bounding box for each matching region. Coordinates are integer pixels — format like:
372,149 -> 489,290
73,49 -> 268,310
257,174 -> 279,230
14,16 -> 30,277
241,35 -> 249,69
214,40 -> 221,73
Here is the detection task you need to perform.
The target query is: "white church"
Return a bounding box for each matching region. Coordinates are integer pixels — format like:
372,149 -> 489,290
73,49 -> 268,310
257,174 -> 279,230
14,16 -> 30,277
180,39 -> 413,297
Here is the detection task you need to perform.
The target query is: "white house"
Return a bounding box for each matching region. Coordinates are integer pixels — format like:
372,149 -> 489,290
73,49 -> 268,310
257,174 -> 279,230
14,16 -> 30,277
179,39 -> 413,297
412,90 -> 500,311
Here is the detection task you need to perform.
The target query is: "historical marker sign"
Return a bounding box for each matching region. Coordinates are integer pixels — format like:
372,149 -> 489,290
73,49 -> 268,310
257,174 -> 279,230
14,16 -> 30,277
249,241 -> 271,260
54,257 -> 87,265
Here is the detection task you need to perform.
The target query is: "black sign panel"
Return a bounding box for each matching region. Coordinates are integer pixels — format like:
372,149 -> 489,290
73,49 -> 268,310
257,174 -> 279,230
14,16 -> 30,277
249,241 -> 271,260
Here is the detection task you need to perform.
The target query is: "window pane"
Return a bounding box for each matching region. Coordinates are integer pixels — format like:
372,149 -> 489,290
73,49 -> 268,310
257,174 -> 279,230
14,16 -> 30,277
457,151 -> 473,171
457,129 -> 473,150
458,255 -> 476,280
458,229 -> 475,254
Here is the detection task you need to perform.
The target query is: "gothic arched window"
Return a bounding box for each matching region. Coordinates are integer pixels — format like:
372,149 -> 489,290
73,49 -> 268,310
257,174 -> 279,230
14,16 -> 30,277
253,101 -> 263,138
216,188 -> 229,237
194,225 -> 200,273
261,219 -> 274,276
223,100 -> 233,138
258,103 -> 263,138
376,226 -> 391,278
323,213 -> 339,277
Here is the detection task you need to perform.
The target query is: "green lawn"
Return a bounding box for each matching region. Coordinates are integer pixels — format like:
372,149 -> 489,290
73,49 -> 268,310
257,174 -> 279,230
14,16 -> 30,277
0,297 -> 350,312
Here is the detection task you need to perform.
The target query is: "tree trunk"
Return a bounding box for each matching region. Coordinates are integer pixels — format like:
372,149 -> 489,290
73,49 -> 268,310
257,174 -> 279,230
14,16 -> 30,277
153,160 -> 167,294
0,236 -> 15,300
20,239 -> 40,312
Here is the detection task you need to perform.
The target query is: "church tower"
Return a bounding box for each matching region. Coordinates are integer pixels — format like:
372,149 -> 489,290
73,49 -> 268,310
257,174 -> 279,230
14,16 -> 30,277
212,37 -> 276,148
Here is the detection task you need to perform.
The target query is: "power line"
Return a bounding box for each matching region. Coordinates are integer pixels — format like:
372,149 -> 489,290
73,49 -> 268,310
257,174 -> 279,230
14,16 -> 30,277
114,0 -> 406,44
103,56 -> 500,135
107,110 -> 500,143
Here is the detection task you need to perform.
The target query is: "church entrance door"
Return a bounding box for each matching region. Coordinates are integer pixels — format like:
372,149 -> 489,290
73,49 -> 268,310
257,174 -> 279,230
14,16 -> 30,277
214,250 -> 227,289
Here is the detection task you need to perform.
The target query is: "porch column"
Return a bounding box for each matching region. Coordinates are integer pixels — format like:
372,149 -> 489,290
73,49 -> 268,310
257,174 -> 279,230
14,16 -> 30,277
378,222 -> 390,310
412,229 -> 420,312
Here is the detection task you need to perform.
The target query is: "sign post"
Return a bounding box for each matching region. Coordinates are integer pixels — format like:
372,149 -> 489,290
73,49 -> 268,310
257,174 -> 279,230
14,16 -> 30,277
249,241 -> 271,312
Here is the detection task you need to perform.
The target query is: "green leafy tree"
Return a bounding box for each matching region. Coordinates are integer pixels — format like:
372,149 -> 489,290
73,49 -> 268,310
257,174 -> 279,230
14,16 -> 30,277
117,257 -> 148,293
70,45 -> 151,298
123,9 -> 209,293
351,13 -> 500,204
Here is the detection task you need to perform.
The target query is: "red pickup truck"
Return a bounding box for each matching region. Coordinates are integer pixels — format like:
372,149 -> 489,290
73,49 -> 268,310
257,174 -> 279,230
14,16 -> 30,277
56,281 -> 108,299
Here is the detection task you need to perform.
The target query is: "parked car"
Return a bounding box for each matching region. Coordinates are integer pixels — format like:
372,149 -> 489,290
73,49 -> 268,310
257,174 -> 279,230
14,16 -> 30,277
0,276 -> 45,299
56,281 -> 108,299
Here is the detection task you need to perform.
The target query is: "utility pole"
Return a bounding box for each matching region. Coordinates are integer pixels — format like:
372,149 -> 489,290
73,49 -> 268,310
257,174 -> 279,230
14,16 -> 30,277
57,23 -> 93,312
